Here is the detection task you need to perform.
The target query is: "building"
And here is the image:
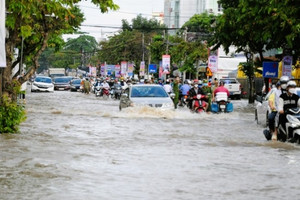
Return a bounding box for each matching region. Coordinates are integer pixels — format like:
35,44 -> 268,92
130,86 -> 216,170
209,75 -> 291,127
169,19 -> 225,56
164,0 -> 222,34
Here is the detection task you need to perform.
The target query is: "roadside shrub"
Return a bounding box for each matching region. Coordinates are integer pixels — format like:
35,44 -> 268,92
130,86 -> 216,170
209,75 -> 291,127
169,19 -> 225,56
0,79 -> 26,133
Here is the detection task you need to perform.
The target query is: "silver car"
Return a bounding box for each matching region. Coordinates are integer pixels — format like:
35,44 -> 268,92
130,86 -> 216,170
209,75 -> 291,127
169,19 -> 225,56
119,84 -> 174,111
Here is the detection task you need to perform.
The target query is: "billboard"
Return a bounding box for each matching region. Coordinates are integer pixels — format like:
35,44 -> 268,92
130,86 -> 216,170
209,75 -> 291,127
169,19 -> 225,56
263,62 -> 278,78
148,64 -> 157,73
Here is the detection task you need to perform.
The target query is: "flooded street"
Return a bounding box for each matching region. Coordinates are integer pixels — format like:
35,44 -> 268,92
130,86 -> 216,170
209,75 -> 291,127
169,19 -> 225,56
1,90 -> 300,200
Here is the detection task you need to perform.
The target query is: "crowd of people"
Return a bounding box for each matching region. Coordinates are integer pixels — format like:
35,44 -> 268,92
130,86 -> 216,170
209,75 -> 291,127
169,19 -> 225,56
79,76 -> 230,112
267,76 -> 300,141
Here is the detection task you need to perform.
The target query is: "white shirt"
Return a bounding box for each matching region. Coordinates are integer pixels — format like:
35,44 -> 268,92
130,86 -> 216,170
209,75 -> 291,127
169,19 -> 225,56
163,84 -> 172,93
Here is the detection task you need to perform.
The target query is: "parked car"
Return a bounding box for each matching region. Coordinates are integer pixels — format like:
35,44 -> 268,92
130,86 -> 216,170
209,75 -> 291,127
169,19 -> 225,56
119,84 -> 175,111
53,76 -> 72,90
31,76 -> 54,92
220,78 -> 241,99
255,87 -> 300,127
70,79 -> 82,92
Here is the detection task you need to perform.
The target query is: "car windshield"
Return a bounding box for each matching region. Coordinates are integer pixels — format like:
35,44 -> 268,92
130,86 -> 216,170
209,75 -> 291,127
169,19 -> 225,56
35,77 -> 52,83
130,86 -> 169,98
54,77 -> 71,83
220,79 -> 237,84
72,79 -> 81,84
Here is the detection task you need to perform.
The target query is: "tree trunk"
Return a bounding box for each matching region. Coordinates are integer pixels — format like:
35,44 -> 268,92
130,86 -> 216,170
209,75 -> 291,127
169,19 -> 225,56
248,77 -> 255,104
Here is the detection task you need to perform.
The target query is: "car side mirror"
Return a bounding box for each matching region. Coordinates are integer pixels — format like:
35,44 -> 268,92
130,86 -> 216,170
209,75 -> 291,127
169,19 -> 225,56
169,93 -> 175,98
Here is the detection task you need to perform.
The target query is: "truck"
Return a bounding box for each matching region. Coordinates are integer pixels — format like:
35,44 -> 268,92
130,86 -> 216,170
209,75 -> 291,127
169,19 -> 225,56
48,68 -> 66,78
219,78 -> 242,99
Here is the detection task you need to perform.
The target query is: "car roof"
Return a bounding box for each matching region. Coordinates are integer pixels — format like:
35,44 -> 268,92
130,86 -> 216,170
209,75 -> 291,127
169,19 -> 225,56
36,76 -> 51,79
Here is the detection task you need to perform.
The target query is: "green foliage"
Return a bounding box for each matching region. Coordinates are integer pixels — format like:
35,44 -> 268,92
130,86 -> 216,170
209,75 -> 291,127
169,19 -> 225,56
0,81 -> 26,133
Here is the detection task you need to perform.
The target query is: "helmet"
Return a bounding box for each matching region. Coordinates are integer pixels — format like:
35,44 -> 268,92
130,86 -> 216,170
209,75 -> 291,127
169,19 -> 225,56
280,76 -> 290,84
287,80 -> 297,87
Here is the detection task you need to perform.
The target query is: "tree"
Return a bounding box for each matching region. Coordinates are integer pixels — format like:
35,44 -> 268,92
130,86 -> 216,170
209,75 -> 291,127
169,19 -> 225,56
39,35 -> 99,71
213,0 -> 300,103
0,0 -> 118,133
96,15 -> 166,74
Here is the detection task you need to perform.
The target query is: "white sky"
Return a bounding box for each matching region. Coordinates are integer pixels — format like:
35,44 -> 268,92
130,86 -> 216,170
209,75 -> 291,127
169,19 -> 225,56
65,0 -> 164,40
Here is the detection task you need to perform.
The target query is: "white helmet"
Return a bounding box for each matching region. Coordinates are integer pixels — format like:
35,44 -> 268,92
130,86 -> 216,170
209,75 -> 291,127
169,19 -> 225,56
287,80 -> 297,87
280,76 -> 290,84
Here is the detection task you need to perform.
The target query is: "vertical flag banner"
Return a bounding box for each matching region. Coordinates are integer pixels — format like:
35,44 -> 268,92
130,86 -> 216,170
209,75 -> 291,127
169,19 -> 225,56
159,61 -> 163,78
121,61 -> 127,76
115,64 -> 121,77
128,62 -> 134,77
208,48 -> 218,73
101,64 -> 106,76
0,0 -> 6,67
282,56 -> 293,78
140,61 -> 145,77
162,55 -> 170,74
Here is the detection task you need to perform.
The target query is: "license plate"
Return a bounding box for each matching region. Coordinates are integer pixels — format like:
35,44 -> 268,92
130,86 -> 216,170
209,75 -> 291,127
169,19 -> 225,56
220,105 -> 226,109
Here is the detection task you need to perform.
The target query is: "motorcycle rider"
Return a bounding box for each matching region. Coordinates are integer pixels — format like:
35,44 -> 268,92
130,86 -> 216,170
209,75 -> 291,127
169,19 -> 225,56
179,80 -> 191,106
270,76 -> 290,140
188,83 -> 208,111
163,79 -> 173,94
277,80 -> 300,141
101,79 -> 110,95
212,81 -> 230,102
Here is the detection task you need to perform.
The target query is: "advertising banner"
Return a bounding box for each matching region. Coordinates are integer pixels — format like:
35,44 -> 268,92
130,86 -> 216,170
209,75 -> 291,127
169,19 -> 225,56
159,61 -> 163,78
100,64 -> 106,76
263,62 -> 278,78
127,62 -> 134,77
282,56 -> 293,78
115,64 -> 121,77
208,55 -> 218,73
121,61 -> 127,76
162,55 -> 170,74
149,64 -> 157,73
106,65 -> 115,76
0,0 -> 6,67
139,61 -> 145,77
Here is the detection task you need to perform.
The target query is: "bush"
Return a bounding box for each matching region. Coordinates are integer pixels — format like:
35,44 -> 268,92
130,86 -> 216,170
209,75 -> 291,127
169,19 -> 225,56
0,94 -> 26,133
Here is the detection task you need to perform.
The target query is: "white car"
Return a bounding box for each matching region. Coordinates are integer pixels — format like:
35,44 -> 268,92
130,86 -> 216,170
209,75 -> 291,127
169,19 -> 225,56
31,76 -> 54,92
255,87 -> 300,127
119,84 -> 175,110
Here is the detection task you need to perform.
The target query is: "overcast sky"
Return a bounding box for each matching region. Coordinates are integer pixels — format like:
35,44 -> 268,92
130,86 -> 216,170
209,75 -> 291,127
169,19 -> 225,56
69,0 -> 164,40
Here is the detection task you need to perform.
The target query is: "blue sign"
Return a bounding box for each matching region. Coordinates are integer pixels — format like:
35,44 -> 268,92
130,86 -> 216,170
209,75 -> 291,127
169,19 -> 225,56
148,64 -> 157,73
263,62 -> 278,78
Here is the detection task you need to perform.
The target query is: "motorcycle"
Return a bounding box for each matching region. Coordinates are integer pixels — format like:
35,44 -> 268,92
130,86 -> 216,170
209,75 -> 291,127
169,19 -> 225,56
101,87 -> 110,99
214,92 -> 230,113
111,84 -> 122,100
95,85 -> 102,97
191,94 -> 207,113
179,93 -> 189,107
263,108 -> 300,144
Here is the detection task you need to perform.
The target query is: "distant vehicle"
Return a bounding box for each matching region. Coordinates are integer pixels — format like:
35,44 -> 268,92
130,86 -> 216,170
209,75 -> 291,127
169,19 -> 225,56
53,76 -> 72,90
31,76 -> 54,92
70,79 -> 82,92
219,78 -> 241,99
119,84 -> 174,111
48,68 -> 66,78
